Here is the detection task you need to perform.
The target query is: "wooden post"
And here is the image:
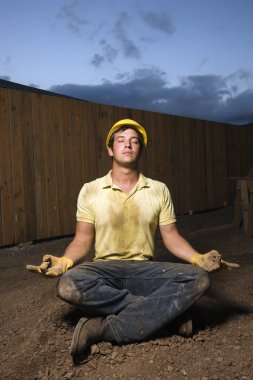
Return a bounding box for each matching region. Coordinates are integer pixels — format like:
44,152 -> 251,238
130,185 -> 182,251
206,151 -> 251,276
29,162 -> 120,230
231,177 -> 253,237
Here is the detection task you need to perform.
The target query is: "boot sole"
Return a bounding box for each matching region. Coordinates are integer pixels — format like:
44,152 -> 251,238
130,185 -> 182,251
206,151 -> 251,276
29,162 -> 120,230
70,317 -> 89,356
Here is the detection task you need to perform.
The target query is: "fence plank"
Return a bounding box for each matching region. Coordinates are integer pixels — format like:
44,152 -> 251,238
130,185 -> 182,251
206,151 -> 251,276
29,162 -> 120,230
0,89 -> 15,245
9,90 -> 27,243
42,95 -> 59,237
21,91 -> 37,240
62,98 -> 77,233
31,93 -> 48,239
53,96 -> 68,235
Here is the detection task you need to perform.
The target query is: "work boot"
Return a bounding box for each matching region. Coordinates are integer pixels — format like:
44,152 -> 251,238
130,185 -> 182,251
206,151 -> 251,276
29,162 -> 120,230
70,317 -> 114,357
178,317 -> 193,337
175,309 -> 193,337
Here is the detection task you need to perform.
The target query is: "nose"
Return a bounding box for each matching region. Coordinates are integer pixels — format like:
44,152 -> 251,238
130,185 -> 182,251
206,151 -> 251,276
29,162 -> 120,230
124,140 -> 132,148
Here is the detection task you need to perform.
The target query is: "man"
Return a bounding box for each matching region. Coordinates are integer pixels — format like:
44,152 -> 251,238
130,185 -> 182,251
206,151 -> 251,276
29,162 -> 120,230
27,119 -> 222,359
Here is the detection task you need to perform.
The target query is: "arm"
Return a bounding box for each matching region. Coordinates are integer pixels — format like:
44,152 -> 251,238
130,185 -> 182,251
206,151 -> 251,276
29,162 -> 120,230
159,222 -> 221,271
159,223 -> 197,263
63,221 -> 95,264
26,221 -> 94,276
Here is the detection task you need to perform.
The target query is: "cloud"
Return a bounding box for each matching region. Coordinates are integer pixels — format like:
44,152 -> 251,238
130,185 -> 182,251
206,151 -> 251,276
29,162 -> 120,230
113,12 -> 141,59
4,56 -> 11,65
57,0 -> 90,34
49,67 -> 253,125
91,54 -> 104,68
0,75 -> 11,81
195,58 -> 210,73
91,39 -> 118,68
140,10 -> 175,35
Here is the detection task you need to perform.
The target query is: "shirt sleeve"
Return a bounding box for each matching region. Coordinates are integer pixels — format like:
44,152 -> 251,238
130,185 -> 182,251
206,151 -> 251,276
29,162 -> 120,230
76,184 -> 95,224
159,185 -> 176,225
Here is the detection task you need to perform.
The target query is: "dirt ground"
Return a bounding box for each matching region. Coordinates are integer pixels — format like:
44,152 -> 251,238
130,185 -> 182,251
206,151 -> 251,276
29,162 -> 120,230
0,206 -> 252,380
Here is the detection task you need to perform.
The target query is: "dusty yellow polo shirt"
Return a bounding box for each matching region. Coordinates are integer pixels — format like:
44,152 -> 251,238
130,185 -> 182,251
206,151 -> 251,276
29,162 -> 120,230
76,171 -> 176,261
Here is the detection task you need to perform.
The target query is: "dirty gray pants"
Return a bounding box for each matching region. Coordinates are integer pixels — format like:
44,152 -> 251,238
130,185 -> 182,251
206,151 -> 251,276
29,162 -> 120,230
57,260 -> 210,344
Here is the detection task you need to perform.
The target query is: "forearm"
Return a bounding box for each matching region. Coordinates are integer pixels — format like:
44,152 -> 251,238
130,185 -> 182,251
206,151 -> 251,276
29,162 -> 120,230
160,223 -> 198,263
160,223 -> 223,272
163,233 -> 198,263
63,238 -> 92,265
63,221 -> 94,265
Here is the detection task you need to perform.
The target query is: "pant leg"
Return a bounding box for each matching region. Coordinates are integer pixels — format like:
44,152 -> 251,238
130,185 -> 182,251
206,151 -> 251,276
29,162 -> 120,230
58,260 -> 210,344
106,261 -> 210,343
57,261 -> 146,316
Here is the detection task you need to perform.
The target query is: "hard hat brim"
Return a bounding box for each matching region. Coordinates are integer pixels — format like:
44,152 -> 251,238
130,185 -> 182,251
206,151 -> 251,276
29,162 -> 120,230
106,119 -> 147,150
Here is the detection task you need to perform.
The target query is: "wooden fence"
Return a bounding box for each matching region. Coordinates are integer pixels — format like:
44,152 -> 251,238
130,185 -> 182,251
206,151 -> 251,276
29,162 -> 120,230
0,84 -> 253,246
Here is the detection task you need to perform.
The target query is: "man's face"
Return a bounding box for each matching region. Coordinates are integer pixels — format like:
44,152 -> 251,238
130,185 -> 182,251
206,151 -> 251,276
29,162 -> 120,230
108,128 -> 142,166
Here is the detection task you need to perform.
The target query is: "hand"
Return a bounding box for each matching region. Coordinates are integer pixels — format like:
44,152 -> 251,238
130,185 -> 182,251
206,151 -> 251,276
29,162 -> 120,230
26,255 -> 73,277
220,259 -> 240,270
191,250 -> 221,272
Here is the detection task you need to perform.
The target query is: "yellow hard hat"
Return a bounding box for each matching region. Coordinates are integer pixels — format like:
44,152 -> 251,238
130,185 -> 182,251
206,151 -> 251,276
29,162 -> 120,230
106,119 -> 147,150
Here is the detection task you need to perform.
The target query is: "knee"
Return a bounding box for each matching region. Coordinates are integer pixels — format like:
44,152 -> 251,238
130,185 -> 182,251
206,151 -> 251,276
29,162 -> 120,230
57,271 -> 78,303
195,268 -> 210,295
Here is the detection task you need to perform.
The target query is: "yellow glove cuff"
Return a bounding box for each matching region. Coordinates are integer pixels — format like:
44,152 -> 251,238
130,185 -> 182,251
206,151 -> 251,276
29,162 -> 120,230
63,256 -> 74,269
191,253 -> 202,265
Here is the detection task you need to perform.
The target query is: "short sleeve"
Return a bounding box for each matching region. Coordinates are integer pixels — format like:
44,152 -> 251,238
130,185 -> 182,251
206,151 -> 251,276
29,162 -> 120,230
159,185 -> 176,225
76,184 -> 95,224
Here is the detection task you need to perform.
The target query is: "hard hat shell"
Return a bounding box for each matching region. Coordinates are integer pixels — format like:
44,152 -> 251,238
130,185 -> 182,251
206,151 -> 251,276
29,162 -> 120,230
106,119 -> 147,150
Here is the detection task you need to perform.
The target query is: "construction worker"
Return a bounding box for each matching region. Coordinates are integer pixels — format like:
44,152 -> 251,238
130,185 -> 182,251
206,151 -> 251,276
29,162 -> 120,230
27,119 -> 222,360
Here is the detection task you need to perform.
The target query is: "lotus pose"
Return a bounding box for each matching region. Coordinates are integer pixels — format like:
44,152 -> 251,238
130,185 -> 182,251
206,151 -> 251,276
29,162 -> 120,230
28,119 -> 223,360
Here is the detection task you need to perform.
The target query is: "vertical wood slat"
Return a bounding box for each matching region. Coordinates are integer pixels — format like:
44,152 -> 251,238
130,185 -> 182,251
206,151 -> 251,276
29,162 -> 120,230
81,102 -> 93,184
31,93 -> 48,239
62,98 -> 77,232
21,91 -> 37,240
72,100 -> 84,194
1,85 -> 253,246
43,95 -> 59,237
96,103 -> 112,177
0,89 -> 15,245
9,90 -> 26,243
53,96 -> 67,235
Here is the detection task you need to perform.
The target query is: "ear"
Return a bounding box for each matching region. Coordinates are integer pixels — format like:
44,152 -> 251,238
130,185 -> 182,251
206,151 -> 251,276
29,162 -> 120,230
108,147 -> 114,157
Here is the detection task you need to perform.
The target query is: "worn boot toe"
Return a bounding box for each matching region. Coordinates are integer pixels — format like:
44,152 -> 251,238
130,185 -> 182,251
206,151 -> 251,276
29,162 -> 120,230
70,317 -> 105,356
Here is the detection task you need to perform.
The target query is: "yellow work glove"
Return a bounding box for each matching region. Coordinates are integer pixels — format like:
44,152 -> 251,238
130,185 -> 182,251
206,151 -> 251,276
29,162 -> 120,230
26,254 -> 73,277
191,251 -> 240,272
191,250 -> 222,272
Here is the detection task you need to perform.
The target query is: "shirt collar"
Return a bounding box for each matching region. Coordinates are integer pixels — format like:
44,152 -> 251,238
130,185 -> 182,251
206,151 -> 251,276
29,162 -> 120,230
102,171 -> 150,190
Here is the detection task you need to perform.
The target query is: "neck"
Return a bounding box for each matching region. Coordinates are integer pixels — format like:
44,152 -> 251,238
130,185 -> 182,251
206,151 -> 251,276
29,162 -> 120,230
111,162 -> 139,193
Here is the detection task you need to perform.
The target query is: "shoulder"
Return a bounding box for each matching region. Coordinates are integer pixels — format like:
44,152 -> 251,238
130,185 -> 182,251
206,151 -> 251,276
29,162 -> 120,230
79,174 -> 108,196
141,174 -> 168,191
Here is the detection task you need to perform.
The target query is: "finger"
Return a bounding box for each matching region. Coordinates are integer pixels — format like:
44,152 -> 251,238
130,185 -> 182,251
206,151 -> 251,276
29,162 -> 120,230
26,264 -> 42,273
221,260 -> 240,269
206,264 -> 220,272
43,254 -> 53,262
45,270 -> 59,277
209,252 -> 221,259
39,261 -> 51,274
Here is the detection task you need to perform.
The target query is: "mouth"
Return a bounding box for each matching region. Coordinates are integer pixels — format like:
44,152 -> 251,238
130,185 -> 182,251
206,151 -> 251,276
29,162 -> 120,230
122,151 -> 133,155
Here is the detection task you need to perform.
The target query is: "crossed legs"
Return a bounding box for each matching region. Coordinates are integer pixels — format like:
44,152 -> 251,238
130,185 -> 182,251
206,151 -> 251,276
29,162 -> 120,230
58,260 -> 210,345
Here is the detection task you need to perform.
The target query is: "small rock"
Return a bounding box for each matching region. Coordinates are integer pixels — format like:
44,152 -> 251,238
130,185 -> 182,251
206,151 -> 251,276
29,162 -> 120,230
181,369 -> 187,376
167,365 -> 173,372
91,344 -> 100,354
64,372 -> 74,380
111,351 -> 118,359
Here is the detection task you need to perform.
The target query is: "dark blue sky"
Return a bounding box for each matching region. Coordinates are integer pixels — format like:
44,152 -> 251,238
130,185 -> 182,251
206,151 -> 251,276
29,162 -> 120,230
1,0 -> 253,124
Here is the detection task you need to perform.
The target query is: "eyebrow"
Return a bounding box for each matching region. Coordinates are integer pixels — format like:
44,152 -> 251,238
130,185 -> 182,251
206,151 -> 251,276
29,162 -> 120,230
115,134 -> 139,139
